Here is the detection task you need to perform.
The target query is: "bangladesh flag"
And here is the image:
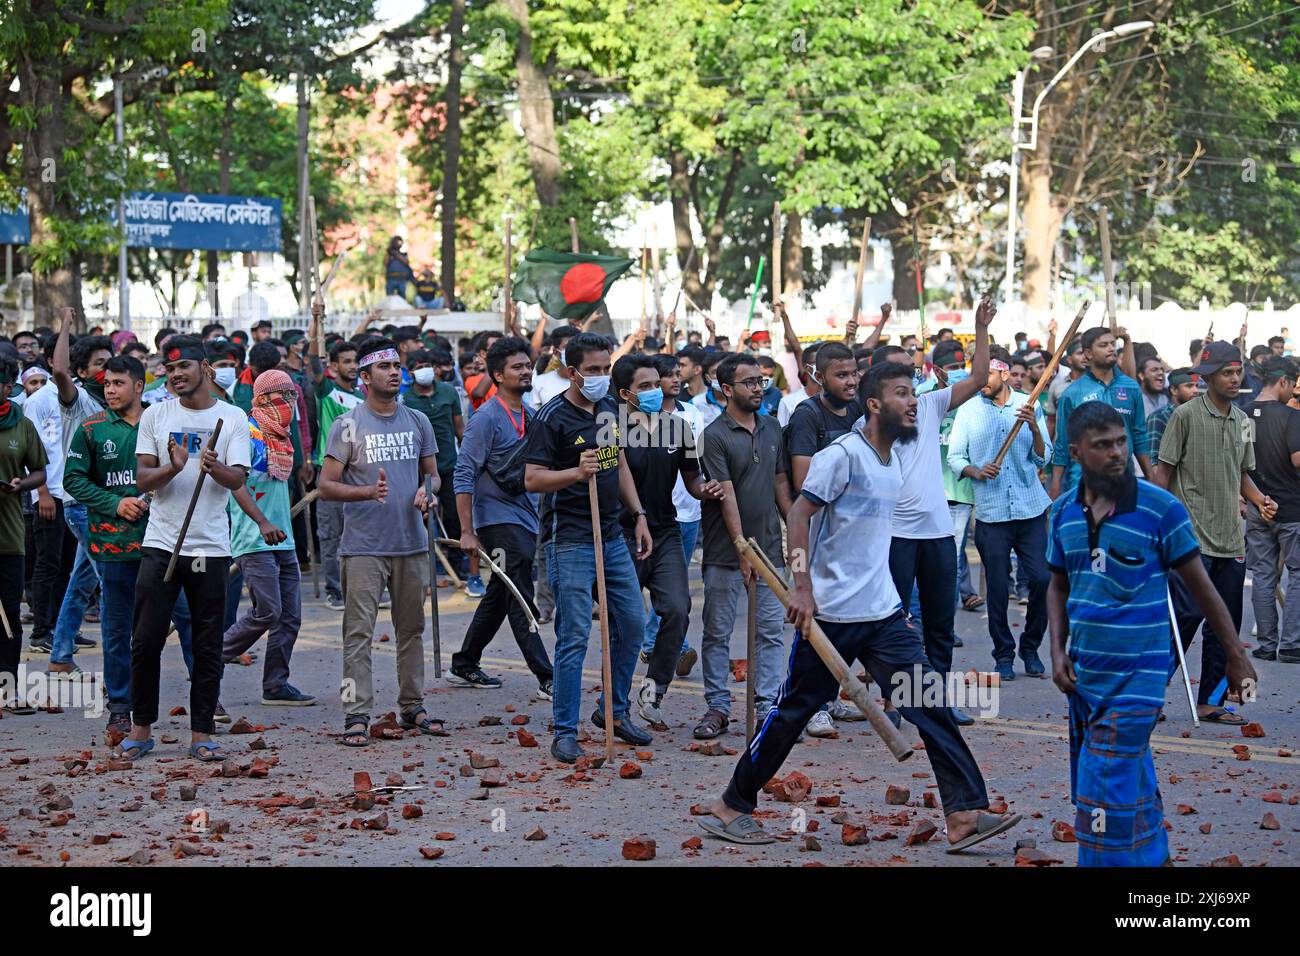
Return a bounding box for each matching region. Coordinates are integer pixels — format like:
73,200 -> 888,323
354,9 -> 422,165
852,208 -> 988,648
511,248 -> 635,321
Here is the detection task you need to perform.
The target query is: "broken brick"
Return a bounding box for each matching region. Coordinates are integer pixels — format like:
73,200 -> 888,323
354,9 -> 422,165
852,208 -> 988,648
469,752 -> 499,769
419,847 -> 444,860
905,820 -> 938,846
1210,854 -> 1243,867
1199,823 -> 1213,835
511,714 -> 529,725
1240,722 -> 1266,739
987,799 -> 1008,814
841,823 -> 870,846
621,838 -> 656,861
1015,847 -> 1062,867
1260,812 -> 1280,831
435,832 -> 456,841
1262,791 -> 1284,804
885,785 -> 910,806
168,706 -> 186,717
370,713 -> 403,740
729,659 -> 747,683
619,761 -> 643,779
179,784 -> 196,802
815,795 -> 840,808
246,757 -> 272,779
385,773 -> 406,788
480,769 -> 503,788
923,792 -> 939,809
517,729 -> 538,748
1176,804 -> 1197,815
478,715 -> 502,727
681,836 -> 703,850
802,834 -> 822,852
1051,821 -> 1077,843
248,736 -> 268,751
402,805 -> 423,820
353,772 -> 373,794
524,826 -> 547,842
228,717 -> 256,734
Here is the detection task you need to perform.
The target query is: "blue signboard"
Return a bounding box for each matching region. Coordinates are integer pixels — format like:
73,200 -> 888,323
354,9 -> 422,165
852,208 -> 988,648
122,192 -> 281,251
0,194 -> 30,244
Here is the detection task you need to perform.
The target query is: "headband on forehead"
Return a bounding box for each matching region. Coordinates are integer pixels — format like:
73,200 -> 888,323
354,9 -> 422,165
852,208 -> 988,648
358,347 -> 401,370
164,343 -> 206,365
989,359 -> 1010,373
20,366 -> 48,384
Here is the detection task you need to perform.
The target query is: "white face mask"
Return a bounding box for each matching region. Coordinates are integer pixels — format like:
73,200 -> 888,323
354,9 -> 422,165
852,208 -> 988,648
412,367 -> 436,386
214,367 -> 237,390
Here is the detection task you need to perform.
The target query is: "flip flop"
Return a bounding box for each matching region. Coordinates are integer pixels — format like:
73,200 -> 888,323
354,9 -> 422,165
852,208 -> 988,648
119,738 -> 155,761
962,595 -> 985,611
1200,707 -> 1246,725
189,741 -> 226,762
945,811 -> 1024,854
699,814 -> 776,845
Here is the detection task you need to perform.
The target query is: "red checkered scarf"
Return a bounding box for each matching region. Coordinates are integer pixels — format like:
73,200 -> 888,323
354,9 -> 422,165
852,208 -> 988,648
252,371 -> 295,480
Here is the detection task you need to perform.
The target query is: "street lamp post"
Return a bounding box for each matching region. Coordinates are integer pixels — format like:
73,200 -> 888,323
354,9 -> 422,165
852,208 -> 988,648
1004,21 -> 1154,309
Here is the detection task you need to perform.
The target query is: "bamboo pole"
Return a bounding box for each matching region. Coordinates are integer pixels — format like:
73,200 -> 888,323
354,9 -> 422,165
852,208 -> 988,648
1099,204 -> 1116,333
164,420 -> 224,583
771,202 -> 782,308
590,481 -> 615,761
503,216 -> 513,335
849,217 -> 871,338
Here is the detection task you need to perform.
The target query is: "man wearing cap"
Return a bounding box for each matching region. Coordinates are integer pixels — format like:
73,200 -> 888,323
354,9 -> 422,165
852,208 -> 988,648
1050,327 -> 1151,499
1243,357 -> 1300,663
1146,368 -> 1199,460
1154,340 -> 1278,722
250,319 -> 273,345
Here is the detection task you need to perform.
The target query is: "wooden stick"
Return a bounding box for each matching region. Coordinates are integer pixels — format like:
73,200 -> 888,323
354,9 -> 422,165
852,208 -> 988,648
290,486 -> 318,519
425,476 -> 442,678
639,240 -> 648,328
164,419 -> 224,583
650,222 -> 663,327
736,536 -> 912,762
0,598 -> 13,641
568,217 -> 579,254
745,576 -> 757,742
305,485 -> 320,599
503,216 -> 513,335
849,217 -> 871,332
991,300 -> 1092,468
771,202 -> 782,308
911,218 -> 926,346
1099,204 -> 1116,332
589,480 -> 615,761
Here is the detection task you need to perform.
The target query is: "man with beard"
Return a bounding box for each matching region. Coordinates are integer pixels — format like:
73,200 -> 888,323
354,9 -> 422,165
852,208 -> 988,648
1047,401 -> 1256,865
1146,368 -> 1200,461
319,337 -> 441,747
122,336 -> 251,761
450,336 -> 554,696
1154,341 -> 1278,724
612,353 -> 724,726
948,347 -> 1052,682
1137,356 -> 1169,419
1050,327 -> 1151,498
27,312 -> 111,673
313,338 -> 364,611
698,361 -> 1019,850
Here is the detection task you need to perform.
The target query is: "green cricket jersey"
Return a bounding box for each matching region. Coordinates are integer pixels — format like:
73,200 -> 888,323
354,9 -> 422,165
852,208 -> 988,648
315,377 -> 364,466
62,408 -> 147,561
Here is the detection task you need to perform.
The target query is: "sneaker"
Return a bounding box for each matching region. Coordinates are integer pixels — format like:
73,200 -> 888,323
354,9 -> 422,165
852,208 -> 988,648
324,594 -> 345,611
29,636 -> 51,653
951,706 -> 975,726
465,576 -> 486,599
637,678 -> 663,725
49,665 -> 87,681
805,709 -> 836,738
996,663 -> 1016,682
953,634 -> 964,648
1021,655 -> 1047,678
213,701 -> 232,723
639,648 -> 651,665
447,666 -> 502,689
74,634 -> 98,648
377,593 -> 392,609
535,680 -> 554,702
1251,647 -> 1276,661
675,646 -> 698,678
1278,650 -> 1300,663
262,684 -> 317,706
83,606 -> 100,624
536,610 -> 553,626
827,698 -> 864,722
20,608 -> 33,625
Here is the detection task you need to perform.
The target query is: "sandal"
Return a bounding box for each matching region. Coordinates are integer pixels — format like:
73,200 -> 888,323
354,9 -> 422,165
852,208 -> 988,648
946,811 -> 1024,854
962,595 -> 985,611
339,718 -> 370,748
189,741 -> 226,762
699,813 -> 776,845
119,737 -> 155,761
693,709 -> 729,740
400,708 -> 448,736
2,702 -> 37,716
1200,707 -> 1246,725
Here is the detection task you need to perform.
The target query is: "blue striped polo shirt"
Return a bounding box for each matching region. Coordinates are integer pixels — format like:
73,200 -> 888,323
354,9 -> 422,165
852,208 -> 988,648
1046,474 -> 1200,708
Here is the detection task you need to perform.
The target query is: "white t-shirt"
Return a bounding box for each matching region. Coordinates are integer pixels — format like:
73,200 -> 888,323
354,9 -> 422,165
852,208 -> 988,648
690,391 -> 723,429
23,382 -> 105,501
778,387 -> 808,427
138,399 -> 251,558
801,422 -> 904,623
526,369 -> 568,411
891,388 -> 954,539
668,399 -> 704,524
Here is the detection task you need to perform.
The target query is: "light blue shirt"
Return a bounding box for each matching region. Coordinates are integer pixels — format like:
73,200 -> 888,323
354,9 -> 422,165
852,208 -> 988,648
947,390 -> 1051,523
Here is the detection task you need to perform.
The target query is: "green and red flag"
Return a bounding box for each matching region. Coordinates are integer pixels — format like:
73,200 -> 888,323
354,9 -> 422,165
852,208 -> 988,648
511,248 -> 635,321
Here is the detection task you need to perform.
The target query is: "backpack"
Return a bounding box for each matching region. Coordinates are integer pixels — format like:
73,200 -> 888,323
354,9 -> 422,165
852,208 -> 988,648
782,398 -> 829,473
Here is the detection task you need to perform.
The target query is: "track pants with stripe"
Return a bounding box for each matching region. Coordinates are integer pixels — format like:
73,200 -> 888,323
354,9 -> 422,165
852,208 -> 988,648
722,611 -> 989,816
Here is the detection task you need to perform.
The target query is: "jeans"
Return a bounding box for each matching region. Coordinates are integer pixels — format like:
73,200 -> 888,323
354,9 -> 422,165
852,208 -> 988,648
28,496 -> 66,642
533,536 -> 554,618
950,502 -> 976,606
547,538 -> 645,739
889,535 -> 958,677
225,565 -> 243,633
1170,553 -> 1243,707
98,559 -> 140,716
701,563 -> 787,715
642,519 -> 699,655
452,523 -> 553,682
131,547 -> 229,733
318,499 -> 344,601
51,501 -> 103,664
385,278 -> 408,297
631,526 -> 691,695
223,550 -> 303,695
0,555 -> 24,684
722,613 -> 988,816
1244,507 -> 1300,655
973,511 -> 1049,667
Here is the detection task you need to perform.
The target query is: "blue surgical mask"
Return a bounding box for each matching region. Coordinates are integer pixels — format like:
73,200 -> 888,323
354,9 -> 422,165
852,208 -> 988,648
634,387 -> 664,414
214,367 -> 237,390
577,371 -> 610,402
946,368 -> 969,385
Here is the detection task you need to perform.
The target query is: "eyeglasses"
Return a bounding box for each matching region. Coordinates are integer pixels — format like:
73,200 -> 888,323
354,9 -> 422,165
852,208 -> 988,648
735,377 -> 765,389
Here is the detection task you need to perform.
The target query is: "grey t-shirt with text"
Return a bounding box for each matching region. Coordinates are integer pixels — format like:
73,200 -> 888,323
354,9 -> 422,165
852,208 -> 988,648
325,402 -> 437,557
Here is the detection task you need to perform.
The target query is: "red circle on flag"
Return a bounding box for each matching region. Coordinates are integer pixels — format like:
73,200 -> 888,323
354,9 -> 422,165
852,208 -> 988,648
560,263 -> 606,305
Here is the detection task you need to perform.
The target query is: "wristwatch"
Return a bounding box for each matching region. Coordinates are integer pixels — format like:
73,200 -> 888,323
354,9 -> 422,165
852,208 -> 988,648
633,510 -> 648,520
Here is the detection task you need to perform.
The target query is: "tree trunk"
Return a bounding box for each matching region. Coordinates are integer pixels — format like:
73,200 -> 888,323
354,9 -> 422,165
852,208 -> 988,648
19,60 -> 83,329
503,0 -> 560,207
205,94 -> 236,317
890,233 -> 919,310
1020,143 -> 1059,313
781,210 -> 803,306
440,0 -> 465,302
668,148 -> 741,312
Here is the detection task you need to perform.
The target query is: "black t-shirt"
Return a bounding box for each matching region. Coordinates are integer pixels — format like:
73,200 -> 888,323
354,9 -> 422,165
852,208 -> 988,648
620,412 -> 699,534
523,392 -> 623,545
785,395 -> 864,458
1247,399 -> 1300,522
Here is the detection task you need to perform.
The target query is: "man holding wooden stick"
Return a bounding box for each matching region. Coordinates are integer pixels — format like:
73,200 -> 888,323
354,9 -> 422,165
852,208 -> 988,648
523,332 -> 654,764
122,336 -> 251,762
700,361 -> 1018,849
